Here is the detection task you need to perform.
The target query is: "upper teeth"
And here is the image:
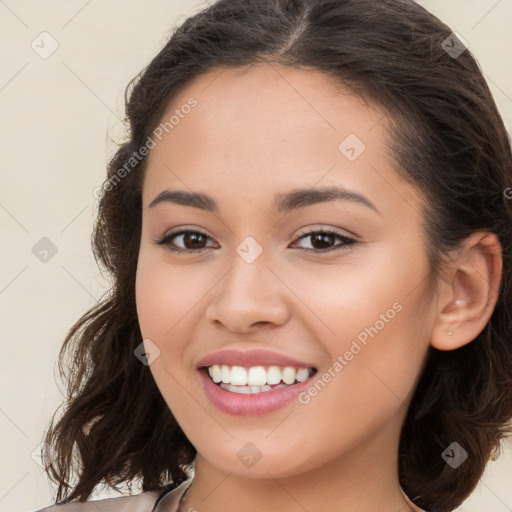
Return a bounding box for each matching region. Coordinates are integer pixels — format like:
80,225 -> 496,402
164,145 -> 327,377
207,364 -> 311,386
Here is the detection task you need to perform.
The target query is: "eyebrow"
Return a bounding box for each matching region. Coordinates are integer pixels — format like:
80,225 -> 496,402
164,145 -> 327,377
148,186 -> 380,215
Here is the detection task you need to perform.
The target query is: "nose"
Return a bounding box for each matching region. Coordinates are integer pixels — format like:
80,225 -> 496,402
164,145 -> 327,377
204,247 -> 290,333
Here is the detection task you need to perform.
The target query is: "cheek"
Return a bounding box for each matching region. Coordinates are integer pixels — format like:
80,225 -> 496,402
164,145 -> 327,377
135,254 -> 223,393
287,247 -> 432,407
135,254 -> 210,339
286,301 -> 431,473
135,256 -> 204,415
282,244 -> 429,346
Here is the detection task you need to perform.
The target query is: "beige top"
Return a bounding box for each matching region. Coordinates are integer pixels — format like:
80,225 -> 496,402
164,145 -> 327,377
34,479 -> 428,512
153,479 -> 192,512
32,481 -> 189,512
34,490 -> 161,511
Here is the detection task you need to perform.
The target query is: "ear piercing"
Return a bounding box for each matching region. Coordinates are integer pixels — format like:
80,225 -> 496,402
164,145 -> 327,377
447,329 -> 453,336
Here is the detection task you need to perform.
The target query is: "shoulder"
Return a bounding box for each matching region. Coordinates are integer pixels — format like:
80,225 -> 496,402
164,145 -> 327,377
32,489 -> 161,512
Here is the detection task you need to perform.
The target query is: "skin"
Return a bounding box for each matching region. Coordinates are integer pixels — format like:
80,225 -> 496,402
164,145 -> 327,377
135,63 -> 502,512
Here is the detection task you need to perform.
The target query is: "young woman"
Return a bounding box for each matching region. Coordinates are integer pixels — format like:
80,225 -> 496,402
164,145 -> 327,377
35,1 -> 512,511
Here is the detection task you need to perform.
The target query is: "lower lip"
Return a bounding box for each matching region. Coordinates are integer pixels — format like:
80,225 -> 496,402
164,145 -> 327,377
198,369 -> 313,416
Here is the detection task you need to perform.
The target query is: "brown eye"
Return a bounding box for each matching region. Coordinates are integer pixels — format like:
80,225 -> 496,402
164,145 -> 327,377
155,228 -> 356,254
292,229 -> 356,253
156,230 -> 216,253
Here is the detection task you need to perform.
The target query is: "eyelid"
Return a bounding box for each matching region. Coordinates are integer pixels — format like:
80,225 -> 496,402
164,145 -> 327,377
295,224 -> 357,239
160,226 -> 213,239
159,224 -> 356,241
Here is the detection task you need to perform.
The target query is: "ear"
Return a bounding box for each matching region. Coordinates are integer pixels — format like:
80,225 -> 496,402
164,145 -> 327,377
430,231 -> 503,351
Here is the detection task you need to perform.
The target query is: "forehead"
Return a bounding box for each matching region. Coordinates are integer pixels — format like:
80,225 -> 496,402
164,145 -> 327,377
155,63 -> 381,153
142,63 -> 423,217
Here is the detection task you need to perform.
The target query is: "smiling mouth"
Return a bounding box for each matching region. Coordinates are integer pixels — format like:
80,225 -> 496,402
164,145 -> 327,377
202,364 -> 317,394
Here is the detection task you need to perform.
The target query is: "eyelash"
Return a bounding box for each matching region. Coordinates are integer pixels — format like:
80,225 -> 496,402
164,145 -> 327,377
155,228 -> 356,254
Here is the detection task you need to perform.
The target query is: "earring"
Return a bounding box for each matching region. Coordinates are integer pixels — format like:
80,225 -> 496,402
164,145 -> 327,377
447,329 -> 453,336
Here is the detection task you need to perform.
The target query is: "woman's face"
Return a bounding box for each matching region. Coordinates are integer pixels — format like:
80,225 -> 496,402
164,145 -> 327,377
136,63 -> 437,478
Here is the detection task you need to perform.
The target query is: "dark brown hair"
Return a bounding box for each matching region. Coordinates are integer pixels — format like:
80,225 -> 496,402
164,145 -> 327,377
41,1 -> 512,511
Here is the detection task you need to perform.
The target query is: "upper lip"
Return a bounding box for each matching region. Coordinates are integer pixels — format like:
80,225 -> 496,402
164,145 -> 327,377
196,349 -> 316,369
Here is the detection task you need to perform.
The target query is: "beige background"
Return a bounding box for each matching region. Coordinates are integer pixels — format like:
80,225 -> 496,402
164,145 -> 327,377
0,1 -> 511,511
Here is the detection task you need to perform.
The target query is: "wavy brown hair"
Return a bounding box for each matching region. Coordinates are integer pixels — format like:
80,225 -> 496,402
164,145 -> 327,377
41,1 -> 512,510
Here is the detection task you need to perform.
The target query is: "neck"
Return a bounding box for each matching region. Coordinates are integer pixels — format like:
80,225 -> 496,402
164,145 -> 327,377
180,414 -> 417,512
